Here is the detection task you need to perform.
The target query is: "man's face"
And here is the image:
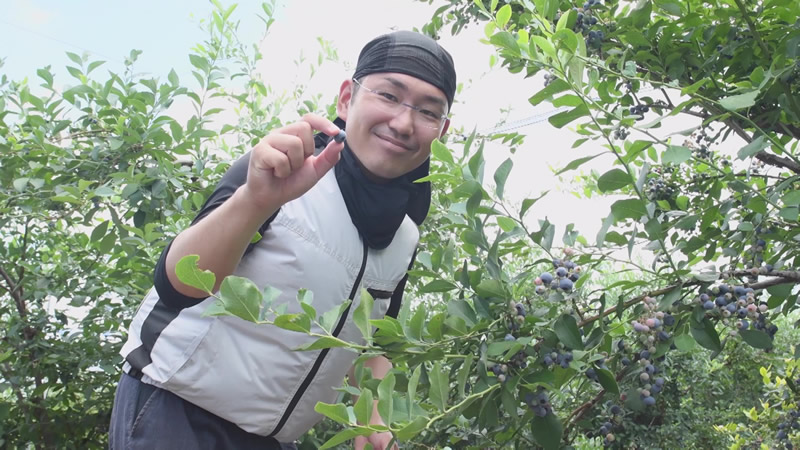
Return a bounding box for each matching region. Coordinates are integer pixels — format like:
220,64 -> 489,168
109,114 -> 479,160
336,72 -> 450,181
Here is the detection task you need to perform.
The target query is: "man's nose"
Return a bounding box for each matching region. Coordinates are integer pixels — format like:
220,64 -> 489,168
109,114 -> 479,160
388,105 -> 415,136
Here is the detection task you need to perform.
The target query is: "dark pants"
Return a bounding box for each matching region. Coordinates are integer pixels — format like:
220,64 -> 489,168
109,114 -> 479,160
109,372 -> 295,450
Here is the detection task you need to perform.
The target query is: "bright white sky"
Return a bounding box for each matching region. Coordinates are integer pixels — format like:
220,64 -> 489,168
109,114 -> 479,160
1,0 -> 732,246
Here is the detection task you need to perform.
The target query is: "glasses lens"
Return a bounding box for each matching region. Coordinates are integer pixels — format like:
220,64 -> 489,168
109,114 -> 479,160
360,81 -> 445,130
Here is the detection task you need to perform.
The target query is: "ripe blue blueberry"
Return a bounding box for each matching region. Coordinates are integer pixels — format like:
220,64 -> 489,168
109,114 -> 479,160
663,314 -> 675,326
505,334 -> 516,341
703,300 -> 715,310
556,267 -> 568,278
643,396 -> 656,406
333,129 -> 346,143
540,272 -> 554,284
610,405 -> 622,415
559,278 -> 574,291
734,286 -> 747,297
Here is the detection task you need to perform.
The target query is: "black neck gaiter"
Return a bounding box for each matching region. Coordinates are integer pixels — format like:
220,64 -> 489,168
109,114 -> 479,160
333,141 -> 431,249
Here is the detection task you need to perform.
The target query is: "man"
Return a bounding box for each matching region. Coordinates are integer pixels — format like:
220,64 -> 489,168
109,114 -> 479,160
109,30 -> 456,449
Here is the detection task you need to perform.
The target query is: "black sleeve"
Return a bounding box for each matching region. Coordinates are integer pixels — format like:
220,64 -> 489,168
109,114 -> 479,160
385,250 -> 418,319
153,152 -> 279,309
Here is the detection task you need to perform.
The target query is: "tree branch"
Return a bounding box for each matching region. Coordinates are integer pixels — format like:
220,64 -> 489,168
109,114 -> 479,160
579,270 -> 800,327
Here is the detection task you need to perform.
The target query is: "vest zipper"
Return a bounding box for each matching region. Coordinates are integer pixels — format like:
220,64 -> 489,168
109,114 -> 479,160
268,241 -> 369,438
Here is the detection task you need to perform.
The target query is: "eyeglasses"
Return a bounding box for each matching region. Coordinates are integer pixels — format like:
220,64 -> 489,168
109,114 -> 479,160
352,78 -> 448,131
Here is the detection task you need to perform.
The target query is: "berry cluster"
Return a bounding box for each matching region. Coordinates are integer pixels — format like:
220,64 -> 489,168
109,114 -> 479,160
490,362 -> 510,383
646,177 -> 676,201
543,71 -> 557,87
524,388 -> 555,417
535,251 -> 581,295
699,284 -> 778,339
628,103 -> 650,121
627,296 -> 675,408
776,408 -> 799,448
543,348 -> 574,369
612,127 -> 629,140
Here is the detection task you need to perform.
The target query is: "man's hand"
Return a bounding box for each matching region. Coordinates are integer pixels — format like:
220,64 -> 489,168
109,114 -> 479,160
240,113 -> 344,209
354,431 -> 398,450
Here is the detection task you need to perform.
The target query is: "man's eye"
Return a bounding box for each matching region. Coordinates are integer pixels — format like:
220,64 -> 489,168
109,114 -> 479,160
377,91 -> 399,102
419,109 -> 442,119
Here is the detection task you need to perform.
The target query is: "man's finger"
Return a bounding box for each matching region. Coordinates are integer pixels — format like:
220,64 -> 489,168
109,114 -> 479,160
301,113 -> 342,140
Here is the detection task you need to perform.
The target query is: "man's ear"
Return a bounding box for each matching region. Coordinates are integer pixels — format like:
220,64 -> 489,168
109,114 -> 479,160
439,118 -> 451,137
336,79 -> 354,121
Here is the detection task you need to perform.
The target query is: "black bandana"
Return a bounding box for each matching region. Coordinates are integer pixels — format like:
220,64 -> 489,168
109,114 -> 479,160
353,30 -> 457,108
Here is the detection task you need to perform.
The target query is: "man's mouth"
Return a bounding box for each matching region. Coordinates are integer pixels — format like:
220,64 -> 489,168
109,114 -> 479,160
375,133 -> 413,151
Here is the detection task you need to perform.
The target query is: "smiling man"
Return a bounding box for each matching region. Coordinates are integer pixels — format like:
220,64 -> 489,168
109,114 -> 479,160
109,30 -> 456,449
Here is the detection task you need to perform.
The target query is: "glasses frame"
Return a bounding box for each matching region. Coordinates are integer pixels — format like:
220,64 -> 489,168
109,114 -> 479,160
352,78 -> 449,132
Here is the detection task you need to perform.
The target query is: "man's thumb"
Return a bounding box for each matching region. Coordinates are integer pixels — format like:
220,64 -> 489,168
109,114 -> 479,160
312,140 -> 344,177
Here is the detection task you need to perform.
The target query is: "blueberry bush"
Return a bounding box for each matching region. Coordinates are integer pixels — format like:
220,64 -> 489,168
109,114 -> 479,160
4,0 -> 800,448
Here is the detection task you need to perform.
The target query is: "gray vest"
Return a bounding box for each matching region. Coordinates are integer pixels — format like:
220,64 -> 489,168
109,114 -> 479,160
120,170 -> 418,441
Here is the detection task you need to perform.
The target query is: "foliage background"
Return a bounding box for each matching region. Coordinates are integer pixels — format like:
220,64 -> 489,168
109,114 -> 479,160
1,0 -> 799,448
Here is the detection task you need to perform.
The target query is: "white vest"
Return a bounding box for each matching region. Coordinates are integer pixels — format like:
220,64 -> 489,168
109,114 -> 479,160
120,170 -> 419,442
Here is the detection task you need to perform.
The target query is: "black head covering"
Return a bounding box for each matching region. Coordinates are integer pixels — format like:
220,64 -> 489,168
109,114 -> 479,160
353,30 -> 457,107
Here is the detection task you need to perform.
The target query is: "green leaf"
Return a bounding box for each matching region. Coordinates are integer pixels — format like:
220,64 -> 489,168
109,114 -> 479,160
377,371 -> 396,425
674,334 -> 696,352
250,231 -> 262,244
719,90 -> 760,111
407,307 -> 426,341
497,216 -> 517,232
690,319 -> 721,353
597,168 -> 632,192
496,4 -> 512,28
529,79 -> 570,106
293,336 -> 349,351
556,153 -> 603,175
531,36 -> 556,60
457,354 -> 474,399
90,220 -> 110,242
420,280 -> 458,293
659,287 -> 682,310
554,314 -> 584,350
662,145 -> 692,165
494,158 -> 513,200
354,289 -> 375,342
779,207 -> 799,221
448,299 -> 478,328
218,276 -> 263,322
596,368 -> 619,395
175,255 -> 216,294
429,361 -> 449,411
531,412 -> 563,450
395,416 -> 428,441
548,104 -> 589,128
490,31 -> 520,56
475,279 -> 505,299
13,178 -> 29,192
628,0 -> 652,28
407,365 -> 421,420
783,190 -> 800,206
431,139 -> 454,165
319,427 -> 374,450
314,402 -> 352,425
353,388 -> 373,425
319,300 -> 351,333
610,198 -> 647,221
739,330 -> 773,349
737,135 -> 769,160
